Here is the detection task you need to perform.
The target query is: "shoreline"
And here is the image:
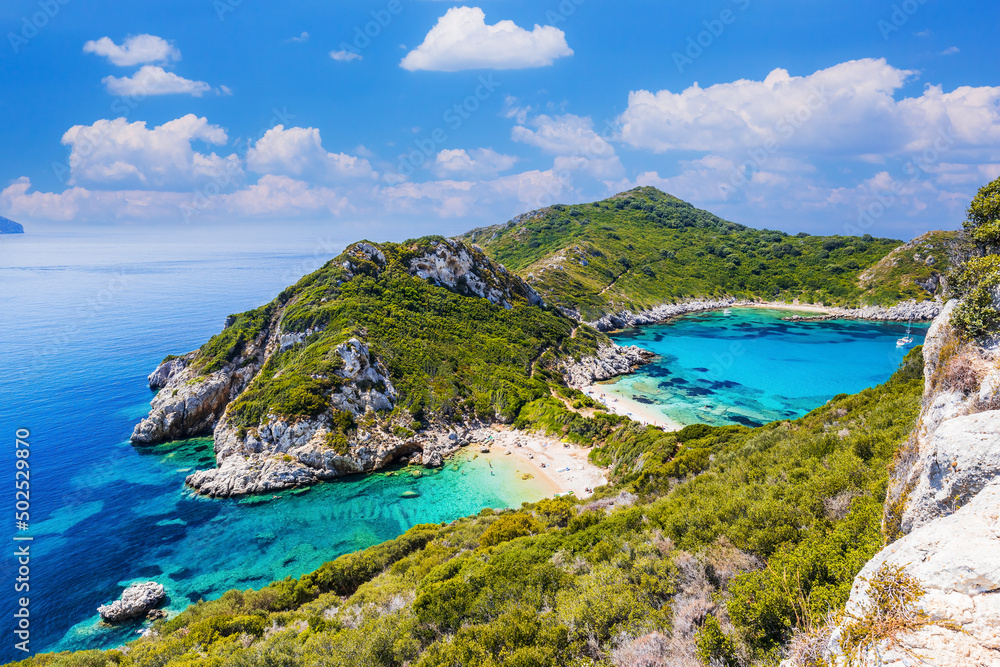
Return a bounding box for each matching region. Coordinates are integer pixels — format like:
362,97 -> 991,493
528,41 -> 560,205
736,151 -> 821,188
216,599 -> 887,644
468,426 -> 608,498
581,383 -> 683,431
589,298 -> 942,332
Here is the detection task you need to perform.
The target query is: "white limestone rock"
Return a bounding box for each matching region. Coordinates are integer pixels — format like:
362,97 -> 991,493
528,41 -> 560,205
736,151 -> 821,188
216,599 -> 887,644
898,410 -> 1000,534
98,582 -> 166,623
563,343 -> 653,389
822,480 -> 1000,667
408,239 -> 543,309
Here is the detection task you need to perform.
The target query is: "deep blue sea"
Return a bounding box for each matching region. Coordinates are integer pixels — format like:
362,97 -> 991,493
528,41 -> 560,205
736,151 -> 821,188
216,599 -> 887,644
0,231 -> 554,662
0,232 -> 929,662
605,308 -> 929,428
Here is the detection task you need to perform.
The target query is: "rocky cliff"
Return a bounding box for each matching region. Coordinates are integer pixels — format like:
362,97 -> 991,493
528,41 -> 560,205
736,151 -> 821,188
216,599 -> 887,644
586,298 -> 737,332
132,238 -> 599,498
562,342 -> 653,388
805,300 -> 1000,666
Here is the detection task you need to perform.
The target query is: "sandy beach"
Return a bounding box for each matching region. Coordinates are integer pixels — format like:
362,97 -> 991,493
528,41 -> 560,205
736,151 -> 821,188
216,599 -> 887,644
736,301 -> 835,315
468,426 -> 608,499
581,384 -> 683,431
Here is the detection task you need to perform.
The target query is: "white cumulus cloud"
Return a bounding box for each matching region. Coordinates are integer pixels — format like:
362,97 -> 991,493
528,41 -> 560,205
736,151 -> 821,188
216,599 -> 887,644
619,58 -> 1000,159
433,148 -> 517,178
61,114 -> 242,190
512,113 -> 615,158
400,6 -> 573,72
101,65 -> 213,97
247,125 -> 377,182
83,34 -> 180,66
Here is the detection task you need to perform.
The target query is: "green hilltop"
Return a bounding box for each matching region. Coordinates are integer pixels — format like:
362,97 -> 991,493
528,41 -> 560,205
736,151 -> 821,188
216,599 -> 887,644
462,186 -> 948,320
16,188 -> 966,667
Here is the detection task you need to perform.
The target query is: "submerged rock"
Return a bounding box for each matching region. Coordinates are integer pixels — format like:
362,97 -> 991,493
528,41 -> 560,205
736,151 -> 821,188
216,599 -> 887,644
98,582 -> 165,623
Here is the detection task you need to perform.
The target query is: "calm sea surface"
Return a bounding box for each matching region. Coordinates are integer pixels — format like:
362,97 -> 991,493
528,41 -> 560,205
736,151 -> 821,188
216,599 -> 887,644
605,308 -> 929,428
0,231 -> 552,660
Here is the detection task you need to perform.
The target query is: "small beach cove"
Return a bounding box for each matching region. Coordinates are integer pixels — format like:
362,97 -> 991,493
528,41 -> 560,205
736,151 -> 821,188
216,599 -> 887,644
586,306 -> 930,430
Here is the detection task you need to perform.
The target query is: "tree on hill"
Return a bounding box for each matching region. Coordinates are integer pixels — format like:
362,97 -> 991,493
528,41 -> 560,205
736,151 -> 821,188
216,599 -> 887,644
952,175 -> 1000,339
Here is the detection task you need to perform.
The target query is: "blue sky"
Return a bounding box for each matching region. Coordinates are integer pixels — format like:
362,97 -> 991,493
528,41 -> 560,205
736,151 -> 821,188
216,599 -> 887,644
1,0 -> 998,239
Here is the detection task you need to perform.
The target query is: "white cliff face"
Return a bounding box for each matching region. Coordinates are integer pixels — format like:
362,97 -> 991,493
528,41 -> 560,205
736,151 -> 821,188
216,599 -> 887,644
408,239 -> 543,309
823,480 -> 1000,667
131,362 -> 257,444
189,337 -> 406,497
563,343 -> 653,389
898,411 -> 1000,534
886,299 -> 999,535
330,338 -> 398,415
807,299 -> 1000,666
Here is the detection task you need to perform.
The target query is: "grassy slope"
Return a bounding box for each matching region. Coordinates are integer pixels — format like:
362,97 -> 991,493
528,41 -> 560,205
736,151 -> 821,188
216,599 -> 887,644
18,350 -> 925,667
184,237 -> 610,433
462,187 -> 914,320
856,230 -> 957,305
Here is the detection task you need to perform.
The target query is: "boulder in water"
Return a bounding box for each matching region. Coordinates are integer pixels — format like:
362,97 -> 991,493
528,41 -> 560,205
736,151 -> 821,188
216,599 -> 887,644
98,582 -> 166,623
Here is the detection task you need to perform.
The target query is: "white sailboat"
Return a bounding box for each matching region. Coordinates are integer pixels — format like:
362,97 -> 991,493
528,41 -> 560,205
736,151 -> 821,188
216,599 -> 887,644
896,316 -> 914,347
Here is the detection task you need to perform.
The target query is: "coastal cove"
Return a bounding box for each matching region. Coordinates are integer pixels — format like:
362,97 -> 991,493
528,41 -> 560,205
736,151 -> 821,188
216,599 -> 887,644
591,308 -> 930,429
0,233 -> 565,660
0,232 -> 932,661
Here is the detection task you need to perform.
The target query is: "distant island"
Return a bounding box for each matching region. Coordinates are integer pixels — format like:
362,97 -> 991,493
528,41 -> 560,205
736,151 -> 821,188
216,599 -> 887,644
0,215 -> 24,233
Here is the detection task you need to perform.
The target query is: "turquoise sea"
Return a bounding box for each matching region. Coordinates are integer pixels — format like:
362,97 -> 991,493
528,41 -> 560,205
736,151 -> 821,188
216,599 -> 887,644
0,232 -> 552,661
0,232 -> 927,661
605,308 -> 929,428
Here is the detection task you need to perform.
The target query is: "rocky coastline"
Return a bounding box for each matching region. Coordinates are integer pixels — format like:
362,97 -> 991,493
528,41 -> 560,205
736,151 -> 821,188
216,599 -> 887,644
780,298 -> 944,323
131,240 -> 560,499
562,342 -> 654,389
798,300 -> 1000,666
585,297 -> 942,332
586,298 -> 737,331
98,582 -> 166,623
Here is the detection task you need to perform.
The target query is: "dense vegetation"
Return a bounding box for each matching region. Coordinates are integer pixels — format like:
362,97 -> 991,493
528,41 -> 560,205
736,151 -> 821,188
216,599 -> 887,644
462,187 -> 925,320
188,238 -> 609,432
18,349 -> 925,667
856,230 -> 955,305
951,175 -> 1000,338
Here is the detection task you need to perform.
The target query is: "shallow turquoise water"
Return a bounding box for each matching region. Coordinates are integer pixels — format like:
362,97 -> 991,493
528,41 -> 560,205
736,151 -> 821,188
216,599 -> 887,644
0,232 -> 552,660
605,308 -> 929,428
49,441 -> 548,653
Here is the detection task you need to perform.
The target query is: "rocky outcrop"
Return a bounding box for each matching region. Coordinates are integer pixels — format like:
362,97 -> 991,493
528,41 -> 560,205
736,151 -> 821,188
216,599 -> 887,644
783,298 -> 943,323
187,338 -> 407,497
587,299 -> 737,332
896,411 -> 1000,534
131,366 -> 254,445
808,298 -> 1000,665
822,480 -> 1000,666
563,343 -> 654,388
98,582 -> 165,623
407,239 -> 543,309
885,299 -> 998,535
